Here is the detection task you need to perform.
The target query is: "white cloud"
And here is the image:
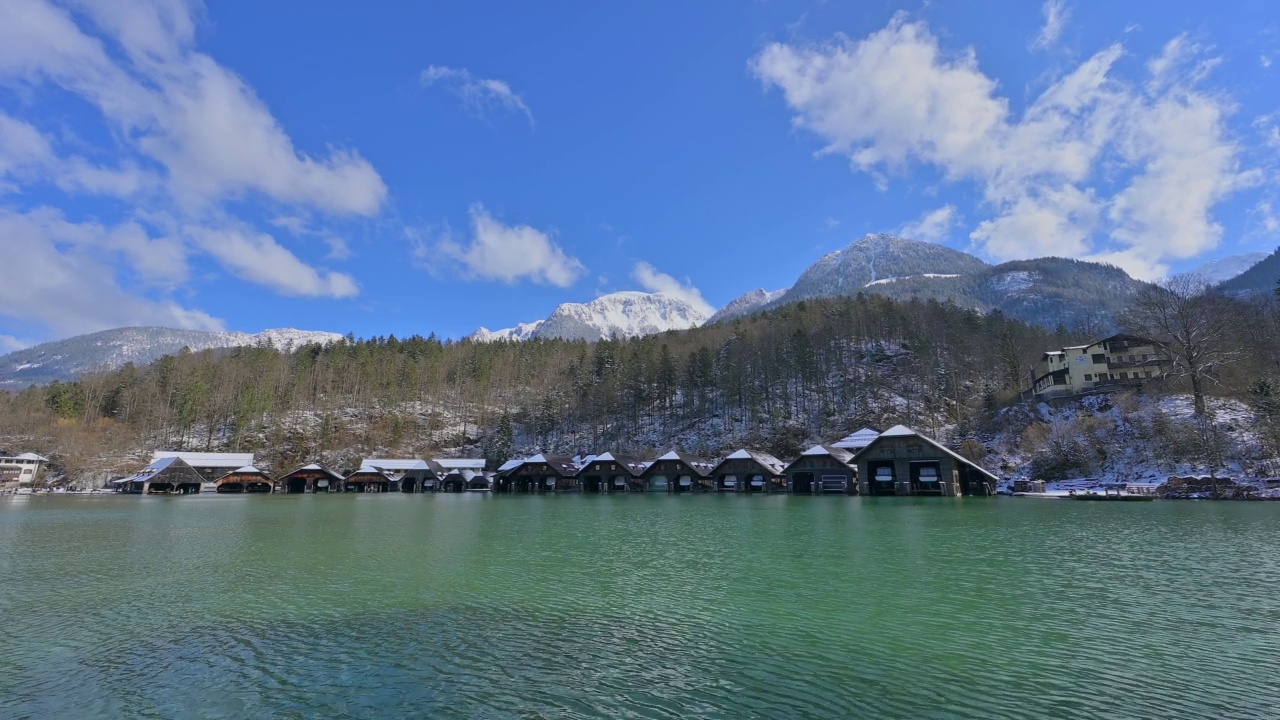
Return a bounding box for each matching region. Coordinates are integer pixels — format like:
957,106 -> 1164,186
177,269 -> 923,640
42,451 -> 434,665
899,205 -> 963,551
752,14 -> 1256,280
631,262 -> 715,316
188,225 -> 359,298
0,0 -> 381,342
1256,201 -> 1280,235
1033,0 -> 1070,50
422,65 -> 534,125
0,207 -> 223,338
435,204 -> 585,287
0,334 -> 30,353
900,204 -> 958,242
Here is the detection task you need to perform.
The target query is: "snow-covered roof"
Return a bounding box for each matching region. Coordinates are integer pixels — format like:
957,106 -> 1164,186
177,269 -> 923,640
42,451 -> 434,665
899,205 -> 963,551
363,458 -> 429,471
594,452 -> 617,462
282,464 -> 344,480
657,450 -> 681,461
117,455 -> 185,483
152,451 -> 253,467
792,445 -> 856,466
801,445 -> 828,456
832,428 -> 880,450
233,465 -> 261,474
859,425 -> 1000,482
718,449 -> 787,475
497,459 -> 522,472
13,452 -> 49,462
433,458 -> 485,470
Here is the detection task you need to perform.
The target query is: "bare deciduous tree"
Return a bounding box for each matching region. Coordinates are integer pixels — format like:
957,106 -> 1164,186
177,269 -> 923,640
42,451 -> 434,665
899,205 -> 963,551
1122,276 -> 1243,416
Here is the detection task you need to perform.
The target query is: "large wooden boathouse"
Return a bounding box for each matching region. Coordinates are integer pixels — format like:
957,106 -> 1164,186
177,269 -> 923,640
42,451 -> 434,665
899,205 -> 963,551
114,456 -> 206,494
577,453 -> 648,493
639,451 -> 715,492
709,450 -> 787,493
279,464 -> 345,493
854,425 -> 997,496
785,445 -> 857,494
495,455 -> 582,493
214,466 -> 274,493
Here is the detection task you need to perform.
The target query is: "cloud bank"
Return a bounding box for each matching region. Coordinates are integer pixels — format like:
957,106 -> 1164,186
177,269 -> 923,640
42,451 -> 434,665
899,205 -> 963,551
752,14 -> 1258,279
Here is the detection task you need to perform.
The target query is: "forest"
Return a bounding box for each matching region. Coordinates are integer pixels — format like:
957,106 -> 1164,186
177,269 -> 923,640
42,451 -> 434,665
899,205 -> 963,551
3,287 -> 1278,483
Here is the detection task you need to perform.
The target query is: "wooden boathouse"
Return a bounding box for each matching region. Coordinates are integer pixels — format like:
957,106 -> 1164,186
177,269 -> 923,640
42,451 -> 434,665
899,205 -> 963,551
361,458 -> 446,492
577,453 -> 648,493
709,450 -> 788,493
343,466 -> 393,493
853,425 -> 998,496
113,456 -> 205,494
151,451 -> 254,492
279,464 -> 345,493
639,451 -> 715,492
495,455 -> 581,493
214,466 -> 274,493
785,445 -> 858,494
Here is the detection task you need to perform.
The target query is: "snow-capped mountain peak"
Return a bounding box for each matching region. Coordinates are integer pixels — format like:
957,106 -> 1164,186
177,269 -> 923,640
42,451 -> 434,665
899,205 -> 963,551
0,327 -> 344,388
468,291 -> 710,343
467,321 -> 545,342
707,288 -> 786,324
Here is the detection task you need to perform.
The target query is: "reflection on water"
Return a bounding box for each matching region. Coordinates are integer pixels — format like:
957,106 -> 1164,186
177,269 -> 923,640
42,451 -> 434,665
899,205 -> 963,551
2,494 -> 1278,719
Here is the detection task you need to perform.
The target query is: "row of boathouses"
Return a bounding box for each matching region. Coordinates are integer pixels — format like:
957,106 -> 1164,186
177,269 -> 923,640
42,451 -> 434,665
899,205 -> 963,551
116,425 -> 999,497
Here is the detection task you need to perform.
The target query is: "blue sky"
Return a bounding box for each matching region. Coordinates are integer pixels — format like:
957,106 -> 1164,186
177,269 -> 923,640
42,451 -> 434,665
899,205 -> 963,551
2,0 -> 1279,349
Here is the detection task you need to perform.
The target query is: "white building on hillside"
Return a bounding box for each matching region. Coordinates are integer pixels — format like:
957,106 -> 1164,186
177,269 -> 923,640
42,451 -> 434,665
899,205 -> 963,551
1,452 -> 49,487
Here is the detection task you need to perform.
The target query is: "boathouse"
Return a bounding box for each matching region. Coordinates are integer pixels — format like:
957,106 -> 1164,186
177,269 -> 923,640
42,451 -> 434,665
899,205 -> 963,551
114,456 -> 205,494
578,453 -> 648,493
710,450 -> 788,493
638,451 -> 715,492
151,452 -> 254,490
785,445 -> 857,494
362,458 -> 445,492
214,466 -> 274,493
853,425 -> 998,496
279,464 -> 345,493
494,455 -> 581,493
344,466 -> 393,493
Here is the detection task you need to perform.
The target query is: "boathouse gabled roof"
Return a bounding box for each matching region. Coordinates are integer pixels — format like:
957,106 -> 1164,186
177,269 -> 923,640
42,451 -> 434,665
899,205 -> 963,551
857,425 -> 1000,482
362,458 -> 429,471
280,464 -> 345,481
582,452 -> 648,477
793,444 -> 857,466
643,450 -> 715,477
501,454 -> 582,477
717,449 -> 787,476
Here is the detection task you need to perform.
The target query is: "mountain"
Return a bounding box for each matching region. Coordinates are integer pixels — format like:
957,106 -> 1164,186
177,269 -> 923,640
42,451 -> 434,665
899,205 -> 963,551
468,291 -> 710,343
0,327 -> 344,388
1175,252 -> 1270,285
706,288 -> 785,324
468,321 -> 544,342
1218,248 -> 1280,296
781,233 -> 991,303
707,233 -> 1149,330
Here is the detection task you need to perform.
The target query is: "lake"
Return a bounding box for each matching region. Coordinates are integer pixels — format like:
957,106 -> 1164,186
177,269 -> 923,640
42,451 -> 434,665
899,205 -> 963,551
1,494 -> 1277,719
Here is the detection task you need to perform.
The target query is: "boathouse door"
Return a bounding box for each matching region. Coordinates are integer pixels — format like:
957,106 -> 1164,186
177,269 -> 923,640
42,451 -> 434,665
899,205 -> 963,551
868,462 -> 897,496
911,462 -> 943,494
792,472 -> 814,494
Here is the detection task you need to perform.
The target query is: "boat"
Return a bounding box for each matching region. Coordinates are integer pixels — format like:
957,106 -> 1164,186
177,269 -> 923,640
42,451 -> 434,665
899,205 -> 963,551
1070,492 -> 1154,501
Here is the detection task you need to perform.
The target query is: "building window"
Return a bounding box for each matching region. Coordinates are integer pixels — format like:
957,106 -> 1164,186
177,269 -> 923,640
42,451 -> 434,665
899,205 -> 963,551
1145,371 -> 1153,378
1120,372 -> 1129,379
1092,353 -> 1106,364
1084,374 -> 1092,381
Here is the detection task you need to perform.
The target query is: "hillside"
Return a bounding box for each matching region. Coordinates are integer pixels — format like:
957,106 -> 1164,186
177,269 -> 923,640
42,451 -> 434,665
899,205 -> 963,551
1219,247 -> 1280,296
0,327 -> 343,389
780,233 -> 990,303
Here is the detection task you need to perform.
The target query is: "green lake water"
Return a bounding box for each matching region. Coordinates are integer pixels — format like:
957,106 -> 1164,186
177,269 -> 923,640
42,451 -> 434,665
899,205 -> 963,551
1,494 -> 1278,719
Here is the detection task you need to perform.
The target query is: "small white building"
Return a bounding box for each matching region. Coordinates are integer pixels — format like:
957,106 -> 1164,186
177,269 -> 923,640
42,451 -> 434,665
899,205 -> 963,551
0,452 -> 49,486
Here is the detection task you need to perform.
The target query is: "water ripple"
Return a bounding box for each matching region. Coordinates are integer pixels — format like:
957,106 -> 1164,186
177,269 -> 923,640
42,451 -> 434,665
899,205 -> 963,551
2,494 -> 1279,718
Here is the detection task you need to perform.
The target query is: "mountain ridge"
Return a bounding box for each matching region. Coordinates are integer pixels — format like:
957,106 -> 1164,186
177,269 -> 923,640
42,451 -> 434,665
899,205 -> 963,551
0,327 -> 343,388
